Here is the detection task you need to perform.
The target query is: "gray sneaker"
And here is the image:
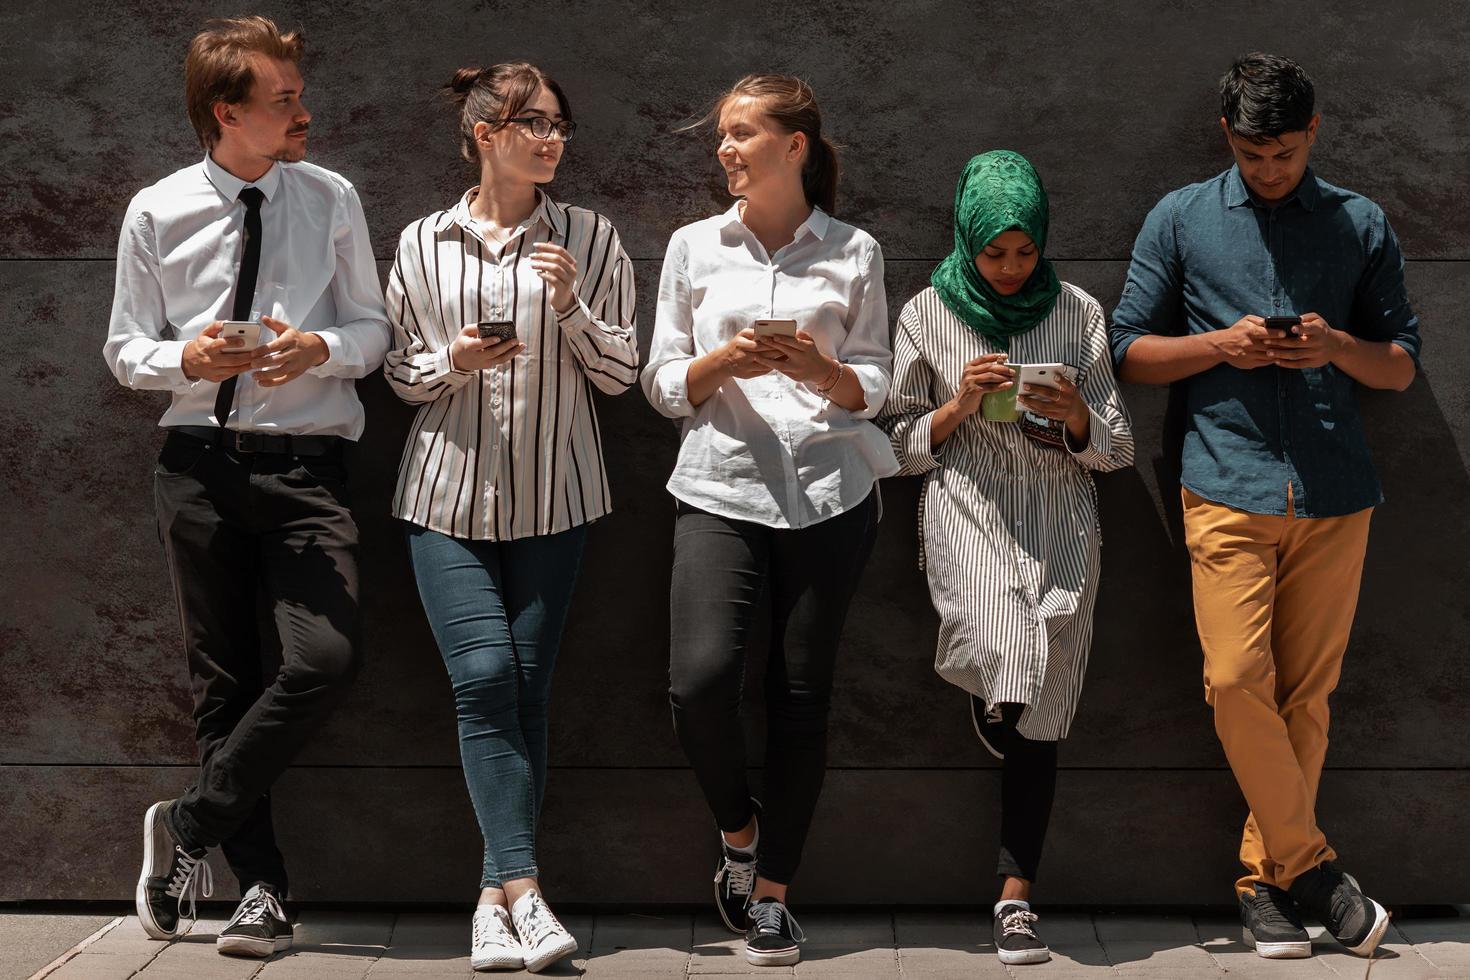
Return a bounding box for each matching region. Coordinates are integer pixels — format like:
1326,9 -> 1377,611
1239,883 -> 1311,958
1288,862 -> 1390,957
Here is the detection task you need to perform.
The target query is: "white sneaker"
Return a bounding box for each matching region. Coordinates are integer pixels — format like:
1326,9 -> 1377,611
510,890 -> 577,973
471,904 -> 523,971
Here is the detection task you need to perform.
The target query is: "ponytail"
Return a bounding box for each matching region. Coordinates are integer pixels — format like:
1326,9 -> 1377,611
802,133 -> 840,215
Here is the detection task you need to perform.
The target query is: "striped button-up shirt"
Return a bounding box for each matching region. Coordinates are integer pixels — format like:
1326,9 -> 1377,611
383,189 -> 638,540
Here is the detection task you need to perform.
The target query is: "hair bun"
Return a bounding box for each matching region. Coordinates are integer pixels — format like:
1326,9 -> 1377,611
444,66 -> 483,101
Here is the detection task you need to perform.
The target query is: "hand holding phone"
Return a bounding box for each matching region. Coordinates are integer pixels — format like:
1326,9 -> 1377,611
1264,315 -> 1303,336
753,318 -> 799,338
477,320 -> 518,343
451,323 -> 523,371
219,320 -> 266,348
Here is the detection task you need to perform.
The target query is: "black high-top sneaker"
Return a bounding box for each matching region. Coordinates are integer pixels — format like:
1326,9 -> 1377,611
1239,882 -> 1311,958
744,897 -> 805,967
713,799 -> 762,934
1288,862 -> 1390,957
993,902 -> 1050,965
217,882 -> 293,957
136,800 -> 213,941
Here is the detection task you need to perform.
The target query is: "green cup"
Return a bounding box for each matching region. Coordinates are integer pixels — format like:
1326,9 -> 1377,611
981,386 -> 1020,422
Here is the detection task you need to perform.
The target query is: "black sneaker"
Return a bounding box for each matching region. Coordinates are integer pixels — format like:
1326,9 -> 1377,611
136,800 -> 213,940
744,897 -> 804,967
1239,882 -> 1311,958
217,883 -> 293,958
1288,861 -> 1390,957
713,799 -> 761,934
993,902 -> 1049,965
970,696 -> 1005,761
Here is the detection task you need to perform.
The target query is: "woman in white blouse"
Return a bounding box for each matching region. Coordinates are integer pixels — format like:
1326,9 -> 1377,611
642,73 -> 897,967
382,63 -> 638,974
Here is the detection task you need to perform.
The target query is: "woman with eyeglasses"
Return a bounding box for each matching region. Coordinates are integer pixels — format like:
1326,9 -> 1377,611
383,62 -> 638,974
642,73 -> 897,967
877,150 -> 1133,966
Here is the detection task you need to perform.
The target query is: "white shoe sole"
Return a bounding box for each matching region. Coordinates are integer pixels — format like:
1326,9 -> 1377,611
136,802 -> 175,941
471,949 -> 525,971
217,934 -> 292,958
523,935 -> 577,973
1344,900 -> 1391,957
997,947 -> 1051,965
1241,928 -> 1312,959
745,943 -> 800,966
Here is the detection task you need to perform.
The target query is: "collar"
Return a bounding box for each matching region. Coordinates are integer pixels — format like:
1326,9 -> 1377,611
204,154 -> 282,204
723,201 -> 832,242
446,187 -> 568,239
1225,164 -> 1318,212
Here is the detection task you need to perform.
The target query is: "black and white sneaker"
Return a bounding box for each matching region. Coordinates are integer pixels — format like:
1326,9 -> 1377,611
745,897 -> 804,967
713,800 -> 761,934
970,696 -> 1006,761
1288,861 -> 1390,957
993,902 -> 1049,965
217,883 -> 293,957
136,800 -> 213,941
1239,882 -> 1311,958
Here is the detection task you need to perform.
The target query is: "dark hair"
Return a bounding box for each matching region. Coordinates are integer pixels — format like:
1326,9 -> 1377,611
691,73 -> 840,214
185,16 -> 305,150
443,62 -> 571,164
1219,52 -> 1315,142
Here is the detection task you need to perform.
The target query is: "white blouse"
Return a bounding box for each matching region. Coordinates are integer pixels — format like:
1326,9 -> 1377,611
642,205 -> 898,529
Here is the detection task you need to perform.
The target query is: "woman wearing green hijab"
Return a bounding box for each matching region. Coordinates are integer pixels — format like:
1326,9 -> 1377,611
878,151 -> 1134,967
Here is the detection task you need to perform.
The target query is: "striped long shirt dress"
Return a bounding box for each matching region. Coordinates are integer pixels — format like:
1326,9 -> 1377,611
878,284 -> 1134,740
383,190 -> 639,541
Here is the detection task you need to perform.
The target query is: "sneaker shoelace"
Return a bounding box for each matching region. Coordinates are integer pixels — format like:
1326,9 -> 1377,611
473,908 -> 515,949
715,855 -> 757,899
517,895 -> 565,948
166,846 -> 214,927
230,889 -> 284,929
1000,908 -> 1040,940
749,901 -> 805,943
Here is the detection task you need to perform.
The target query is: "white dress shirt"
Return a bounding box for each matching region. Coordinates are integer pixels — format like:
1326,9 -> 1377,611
642,205 -> 898,529
104,155 -> 390,439
384,189 -> 639,541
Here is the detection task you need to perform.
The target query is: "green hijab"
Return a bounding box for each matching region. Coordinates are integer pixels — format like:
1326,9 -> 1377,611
930,150 -> 1061,348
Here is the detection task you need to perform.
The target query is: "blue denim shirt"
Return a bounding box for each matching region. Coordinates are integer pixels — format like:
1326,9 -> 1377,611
1110,166 -> 1421,517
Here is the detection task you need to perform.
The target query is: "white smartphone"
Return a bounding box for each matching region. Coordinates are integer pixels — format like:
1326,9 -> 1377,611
753,318 -> 799,338
1016,363 -> 1077,388
219,320 -> 264,347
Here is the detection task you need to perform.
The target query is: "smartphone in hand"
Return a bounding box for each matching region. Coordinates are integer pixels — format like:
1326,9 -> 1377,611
753,318 -> 799,338
477,320 -> 518,343
219,320 -> 264,347
1265,315 -> 1302,336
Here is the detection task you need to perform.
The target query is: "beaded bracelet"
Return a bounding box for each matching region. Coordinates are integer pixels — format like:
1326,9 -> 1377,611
814,359 -> 844,396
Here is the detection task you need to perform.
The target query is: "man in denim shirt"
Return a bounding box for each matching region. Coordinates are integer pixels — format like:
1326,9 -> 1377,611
1112,54 -> 1419,961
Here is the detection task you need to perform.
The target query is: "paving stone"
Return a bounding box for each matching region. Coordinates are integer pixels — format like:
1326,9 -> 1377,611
897,943 -> 1009,977
386,912 -> 466,948
366,944 -> 472,973
588,911 -> 692,954
793,943 -> 898,976
0,912 -> 116,980
1314,923 -> 1444,978
1192,913 -> 1337,978
256,951 -> 377,979
47,952 -> 164,980
294,910 -> 395,950
793,910 -> 894,947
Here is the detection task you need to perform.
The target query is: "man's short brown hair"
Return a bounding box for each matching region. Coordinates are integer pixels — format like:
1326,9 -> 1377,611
185,16 -> 305,150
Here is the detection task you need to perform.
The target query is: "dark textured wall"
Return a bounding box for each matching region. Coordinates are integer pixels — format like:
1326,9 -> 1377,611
3,0 -> 1467,905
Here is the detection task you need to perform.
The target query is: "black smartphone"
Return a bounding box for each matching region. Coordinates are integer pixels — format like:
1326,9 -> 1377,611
477,320 -> 517,342
1264,315 -> 1302,335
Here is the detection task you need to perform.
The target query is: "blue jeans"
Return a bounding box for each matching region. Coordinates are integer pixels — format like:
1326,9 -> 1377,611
406,522 -> 588,887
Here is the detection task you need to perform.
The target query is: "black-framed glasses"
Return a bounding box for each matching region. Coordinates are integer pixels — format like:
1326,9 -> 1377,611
505,116 -> 577,142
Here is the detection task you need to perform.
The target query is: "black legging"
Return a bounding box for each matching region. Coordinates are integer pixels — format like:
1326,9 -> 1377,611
983,699 -> 1059,884
668,494 -> 879,885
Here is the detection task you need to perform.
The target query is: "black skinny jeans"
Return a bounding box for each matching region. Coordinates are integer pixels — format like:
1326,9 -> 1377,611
669,493 -> 879,885
985,700 -> 1059,884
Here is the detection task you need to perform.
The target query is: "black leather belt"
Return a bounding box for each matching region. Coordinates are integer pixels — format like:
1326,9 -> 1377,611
168,425 -> 346,457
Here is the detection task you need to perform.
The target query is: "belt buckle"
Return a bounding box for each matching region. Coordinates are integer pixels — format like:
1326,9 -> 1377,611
233,430 -> 257,453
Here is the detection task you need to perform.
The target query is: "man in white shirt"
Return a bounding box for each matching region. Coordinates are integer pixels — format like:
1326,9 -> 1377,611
102,16 -> 388,958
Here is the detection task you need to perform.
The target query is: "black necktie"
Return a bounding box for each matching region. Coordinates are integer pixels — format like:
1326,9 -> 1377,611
215,186 -> 265,427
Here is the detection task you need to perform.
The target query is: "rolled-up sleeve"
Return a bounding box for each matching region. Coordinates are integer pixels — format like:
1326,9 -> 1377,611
382,222 -> 476,405
876,303 -> 943,476
1351,209 -> 1421,367
1065,301 -> 1135,472
641,232 -> 697,419
1110,195 -> 1184,369
838,239 -> 892,419
104,201 -> 197,393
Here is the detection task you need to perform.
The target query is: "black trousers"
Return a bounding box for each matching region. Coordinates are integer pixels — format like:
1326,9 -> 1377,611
153,431 -> 361,894
668,493 -> 879,885
984,700 -> 1059,884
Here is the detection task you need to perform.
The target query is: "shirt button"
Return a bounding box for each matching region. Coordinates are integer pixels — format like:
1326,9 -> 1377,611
1274,299 -> 1282,308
